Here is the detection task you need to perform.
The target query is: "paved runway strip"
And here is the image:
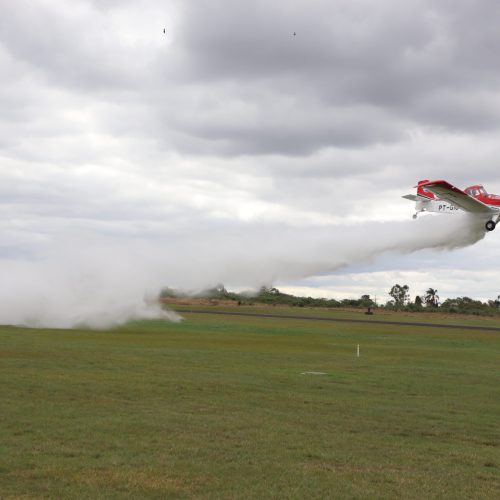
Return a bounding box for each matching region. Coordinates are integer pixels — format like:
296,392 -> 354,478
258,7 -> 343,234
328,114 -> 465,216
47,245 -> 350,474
177,309 -> 500,332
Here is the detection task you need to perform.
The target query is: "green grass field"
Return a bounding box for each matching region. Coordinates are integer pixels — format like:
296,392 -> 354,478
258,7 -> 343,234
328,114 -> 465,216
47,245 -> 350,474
1,310 -> 499,498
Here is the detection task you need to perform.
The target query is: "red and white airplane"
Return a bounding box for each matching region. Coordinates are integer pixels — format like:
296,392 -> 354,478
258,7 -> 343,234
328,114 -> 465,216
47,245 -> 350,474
403,180 -> 500,231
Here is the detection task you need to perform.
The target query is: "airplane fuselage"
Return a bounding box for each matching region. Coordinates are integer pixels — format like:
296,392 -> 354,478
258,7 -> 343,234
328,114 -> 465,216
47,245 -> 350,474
404,180 -> 500,231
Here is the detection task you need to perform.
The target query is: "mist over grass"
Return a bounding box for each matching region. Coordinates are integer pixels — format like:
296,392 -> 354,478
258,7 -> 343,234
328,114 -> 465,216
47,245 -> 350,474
0,214 -> 485,328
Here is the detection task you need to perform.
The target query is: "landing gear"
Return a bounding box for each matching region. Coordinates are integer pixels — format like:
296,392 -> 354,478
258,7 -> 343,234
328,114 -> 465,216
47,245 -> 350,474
485,220 -> 496,232
412,213 -> 418,220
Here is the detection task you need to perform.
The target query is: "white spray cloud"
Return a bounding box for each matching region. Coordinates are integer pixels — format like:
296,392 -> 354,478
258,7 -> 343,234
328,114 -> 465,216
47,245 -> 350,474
0,213 -> 485,329
0,242 -> 182,329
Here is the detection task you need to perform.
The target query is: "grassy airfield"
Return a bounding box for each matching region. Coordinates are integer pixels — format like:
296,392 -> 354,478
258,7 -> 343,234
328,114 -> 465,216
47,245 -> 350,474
1,308 -> 499,498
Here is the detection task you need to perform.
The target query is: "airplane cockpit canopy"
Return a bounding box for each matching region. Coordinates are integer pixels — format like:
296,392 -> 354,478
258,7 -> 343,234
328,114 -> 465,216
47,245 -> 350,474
465,185 -> 487,197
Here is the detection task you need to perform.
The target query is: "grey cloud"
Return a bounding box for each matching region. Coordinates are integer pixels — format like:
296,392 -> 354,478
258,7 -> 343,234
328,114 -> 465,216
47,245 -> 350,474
0,0 -> 147,92
178,0 -> 431,81
4,0 -> 500,158
411,90 -> 500,132
169,98 -> 404,155
163,0 -> 500,153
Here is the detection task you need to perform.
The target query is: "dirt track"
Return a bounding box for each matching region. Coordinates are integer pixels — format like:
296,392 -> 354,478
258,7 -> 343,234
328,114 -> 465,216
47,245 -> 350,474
177,309 -> 500,332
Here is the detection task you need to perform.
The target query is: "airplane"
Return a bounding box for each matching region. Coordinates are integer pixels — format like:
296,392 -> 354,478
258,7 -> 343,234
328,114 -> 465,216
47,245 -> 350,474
403,179 -> 500,231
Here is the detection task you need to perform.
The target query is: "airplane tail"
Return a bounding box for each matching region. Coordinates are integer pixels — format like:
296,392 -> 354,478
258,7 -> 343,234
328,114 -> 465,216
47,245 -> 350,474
416,180 -> 437,200
403,180 -> 458,217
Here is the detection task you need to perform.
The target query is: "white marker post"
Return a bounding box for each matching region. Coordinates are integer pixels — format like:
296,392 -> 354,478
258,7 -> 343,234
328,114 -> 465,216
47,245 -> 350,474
357,344 -> 360,358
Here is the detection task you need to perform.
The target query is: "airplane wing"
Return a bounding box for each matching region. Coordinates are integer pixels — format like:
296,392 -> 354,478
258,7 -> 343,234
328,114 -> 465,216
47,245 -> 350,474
419,180 -> 495,214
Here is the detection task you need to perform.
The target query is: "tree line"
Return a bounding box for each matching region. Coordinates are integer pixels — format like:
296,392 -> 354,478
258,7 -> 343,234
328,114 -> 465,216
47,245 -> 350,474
161,283 -> 500,316
387,283 -> 500,315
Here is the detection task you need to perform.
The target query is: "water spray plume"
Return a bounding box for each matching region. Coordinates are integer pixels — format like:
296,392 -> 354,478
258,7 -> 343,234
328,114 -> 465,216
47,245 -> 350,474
0,214 -> 485,329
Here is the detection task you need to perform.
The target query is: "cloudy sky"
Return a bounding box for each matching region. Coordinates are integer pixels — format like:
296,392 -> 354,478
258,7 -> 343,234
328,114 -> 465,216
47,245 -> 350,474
2,0 -> 500,326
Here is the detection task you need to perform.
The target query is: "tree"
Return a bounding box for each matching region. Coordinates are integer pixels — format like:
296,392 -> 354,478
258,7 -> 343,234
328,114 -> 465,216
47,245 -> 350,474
159,287 -> 177,298
441,296 -> 487,315
360,295 -> 375,307
414,295 -> 423,308
214,283 -> 227,295
494,295 -> 500,309
388,284 -> 409,309
202,283 -> 229,298
424,288 -> 440,308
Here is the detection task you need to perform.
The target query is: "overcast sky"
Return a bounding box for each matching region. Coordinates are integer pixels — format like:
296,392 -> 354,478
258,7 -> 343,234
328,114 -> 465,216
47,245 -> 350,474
2,0 -> 500,325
